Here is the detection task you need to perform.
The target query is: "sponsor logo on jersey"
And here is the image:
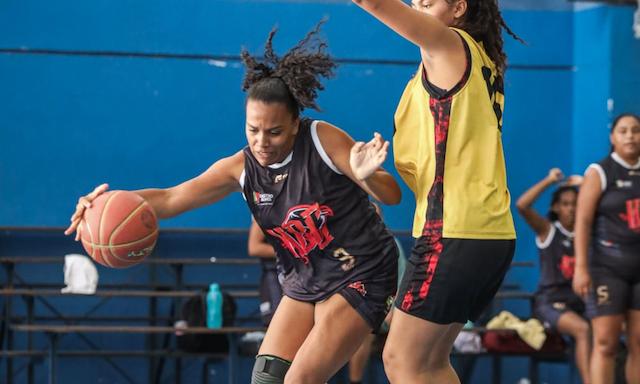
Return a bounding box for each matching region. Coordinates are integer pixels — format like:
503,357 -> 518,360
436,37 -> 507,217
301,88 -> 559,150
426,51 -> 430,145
616,179 -> 633,188
274,173 -> 288,184
348,281 -> 367,296
267,203 -> 334,263
252,192 -> 274,206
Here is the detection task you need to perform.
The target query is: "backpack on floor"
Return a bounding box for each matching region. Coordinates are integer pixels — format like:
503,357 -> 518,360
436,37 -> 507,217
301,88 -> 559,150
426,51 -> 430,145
176,291 -> 237,353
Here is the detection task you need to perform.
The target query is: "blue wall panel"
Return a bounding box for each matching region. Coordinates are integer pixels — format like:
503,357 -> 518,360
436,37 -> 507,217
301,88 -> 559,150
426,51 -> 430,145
0,53 -> 417,229
503,9 -> 574,67
572,5 -> 613,175
0,0 -> 416,62
610,6 -> 640,119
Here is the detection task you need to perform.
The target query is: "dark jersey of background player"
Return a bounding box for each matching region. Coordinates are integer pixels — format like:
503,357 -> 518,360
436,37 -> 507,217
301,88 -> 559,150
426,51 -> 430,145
248,217 -> 283,327
574,113 -> 640,384
516,168 -> 591,384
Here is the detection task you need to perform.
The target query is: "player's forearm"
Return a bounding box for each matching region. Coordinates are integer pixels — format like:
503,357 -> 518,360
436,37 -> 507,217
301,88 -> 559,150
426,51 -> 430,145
573,215 -> 592,269
360,170 -> 402,205
516,177 -> 555,212
248,242 -> 276,259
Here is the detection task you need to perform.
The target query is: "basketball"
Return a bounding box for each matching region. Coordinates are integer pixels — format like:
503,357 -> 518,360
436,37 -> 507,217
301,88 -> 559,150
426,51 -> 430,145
80,190 -> 159,268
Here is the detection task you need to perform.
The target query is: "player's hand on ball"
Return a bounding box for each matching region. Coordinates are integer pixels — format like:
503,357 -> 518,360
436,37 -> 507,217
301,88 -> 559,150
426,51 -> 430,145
350,132 -> 389,181
65,183 -> 109,240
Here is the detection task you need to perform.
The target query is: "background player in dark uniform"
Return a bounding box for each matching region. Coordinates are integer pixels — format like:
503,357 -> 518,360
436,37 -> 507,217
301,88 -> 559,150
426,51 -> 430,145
348,1 -> 523,382
248,217 -> 283,327
66,21 -> 402,384
574,113 -> 640,384
516,168 -> 591,384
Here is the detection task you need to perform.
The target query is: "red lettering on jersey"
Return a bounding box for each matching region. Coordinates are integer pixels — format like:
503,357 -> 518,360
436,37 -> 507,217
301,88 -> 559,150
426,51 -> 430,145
266,203 -> 334,263
557,254 -> 575,280
620,198 -> 640,232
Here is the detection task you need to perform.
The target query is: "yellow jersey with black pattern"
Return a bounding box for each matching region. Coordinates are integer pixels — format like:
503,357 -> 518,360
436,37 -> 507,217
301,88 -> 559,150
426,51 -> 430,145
393,28 -> 516,240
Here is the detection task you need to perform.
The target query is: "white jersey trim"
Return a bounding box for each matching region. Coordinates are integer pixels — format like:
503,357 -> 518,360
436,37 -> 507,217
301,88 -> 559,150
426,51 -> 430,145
267,151 -> 293,169
555,221 -> 574,239
611,152 -> 640,170
536,222 -> 556,249
310,120 -> 343,175
586,163 -> 607,192
239,169 -> 246,189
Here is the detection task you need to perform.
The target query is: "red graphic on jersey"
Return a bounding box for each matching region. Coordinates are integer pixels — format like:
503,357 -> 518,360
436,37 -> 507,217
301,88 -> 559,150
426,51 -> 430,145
401,97 -> 451,312
348,281 -> 367,296
619,198 -> 640,232
266,203 -> 334,264
557,254 -> 575,280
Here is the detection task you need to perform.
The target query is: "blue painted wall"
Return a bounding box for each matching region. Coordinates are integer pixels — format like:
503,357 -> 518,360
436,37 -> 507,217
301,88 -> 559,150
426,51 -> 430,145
2,0 -> 640,383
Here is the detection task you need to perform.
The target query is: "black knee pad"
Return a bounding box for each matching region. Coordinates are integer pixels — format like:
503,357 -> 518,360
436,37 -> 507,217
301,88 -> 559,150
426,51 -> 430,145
251,355 -> 291,384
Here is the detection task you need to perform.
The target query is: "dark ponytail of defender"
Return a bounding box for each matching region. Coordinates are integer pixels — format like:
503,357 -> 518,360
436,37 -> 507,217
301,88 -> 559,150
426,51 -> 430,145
451,0 -> 525,88
240,19 -> 338,120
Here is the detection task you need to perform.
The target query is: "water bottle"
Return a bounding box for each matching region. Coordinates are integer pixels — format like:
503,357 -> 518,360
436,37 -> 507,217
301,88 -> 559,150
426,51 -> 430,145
206,283 -> 223,329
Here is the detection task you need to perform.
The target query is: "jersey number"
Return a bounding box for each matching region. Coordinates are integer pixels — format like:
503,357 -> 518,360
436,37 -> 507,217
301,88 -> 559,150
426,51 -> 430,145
333,247 -> 355,272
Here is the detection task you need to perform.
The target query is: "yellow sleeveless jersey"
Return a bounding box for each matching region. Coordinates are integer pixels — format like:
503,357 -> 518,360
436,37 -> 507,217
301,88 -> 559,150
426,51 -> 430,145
393,28 -> 516,240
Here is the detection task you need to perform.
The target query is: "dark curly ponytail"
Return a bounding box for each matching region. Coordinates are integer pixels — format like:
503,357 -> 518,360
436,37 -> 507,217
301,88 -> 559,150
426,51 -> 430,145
240,19 -> 338,119
451,0 -> 525,86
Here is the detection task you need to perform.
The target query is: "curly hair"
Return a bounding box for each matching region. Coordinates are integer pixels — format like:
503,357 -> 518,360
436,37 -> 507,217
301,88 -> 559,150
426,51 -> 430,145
448,0 -> 525,87
240,19 -> 338,118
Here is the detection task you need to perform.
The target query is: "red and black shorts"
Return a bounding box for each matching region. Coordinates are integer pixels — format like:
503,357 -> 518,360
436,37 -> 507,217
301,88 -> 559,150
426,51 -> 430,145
395,233 -> 516,324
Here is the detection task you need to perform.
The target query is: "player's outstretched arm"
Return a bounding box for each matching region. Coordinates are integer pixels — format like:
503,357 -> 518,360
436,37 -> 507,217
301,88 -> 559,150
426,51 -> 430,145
316,121 -> 401,205
65,151 -> 245,240
351,0 -> 462,58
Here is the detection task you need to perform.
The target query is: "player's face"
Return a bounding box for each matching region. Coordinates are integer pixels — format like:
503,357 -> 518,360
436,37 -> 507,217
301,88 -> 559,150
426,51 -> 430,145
411,0 -> 465,27
553,190 -> 577,229
610,116 -> 640,160
246,99 -> 299,167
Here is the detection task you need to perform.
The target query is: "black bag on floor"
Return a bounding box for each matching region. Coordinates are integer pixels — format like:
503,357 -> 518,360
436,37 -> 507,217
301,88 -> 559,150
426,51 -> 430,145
176,291 -> 237,353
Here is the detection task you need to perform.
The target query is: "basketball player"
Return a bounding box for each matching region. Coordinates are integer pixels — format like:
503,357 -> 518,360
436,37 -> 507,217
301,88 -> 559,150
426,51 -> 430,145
66,21 -> 401,384
348,1 -> 523,382
516,168 -> 591,384
248,217 -> 283,327
573,113 -> 640,384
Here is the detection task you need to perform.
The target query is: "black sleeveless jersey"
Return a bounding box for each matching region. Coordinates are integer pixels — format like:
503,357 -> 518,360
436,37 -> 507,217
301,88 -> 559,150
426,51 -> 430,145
241,118 -> 398,301
588,154 -> 640,249
536,221 -> 575,290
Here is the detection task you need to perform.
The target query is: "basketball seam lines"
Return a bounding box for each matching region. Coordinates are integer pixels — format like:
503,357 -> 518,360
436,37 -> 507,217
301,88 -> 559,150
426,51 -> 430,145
99,192 -> 119,268
109,200 -> 150,247
83,228 -> 159,249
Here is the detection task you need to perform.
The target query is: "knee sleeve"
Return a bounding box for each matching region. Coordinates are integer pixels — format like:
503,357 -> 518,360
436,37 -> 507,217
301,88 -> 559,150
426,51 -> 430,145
251,354 -> 291,384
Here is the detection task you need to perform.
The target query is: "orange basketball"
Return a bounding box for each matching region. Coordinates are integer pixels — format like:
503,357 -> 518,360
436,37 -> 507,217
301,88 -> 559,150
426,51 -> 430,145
80,190 -> 159,268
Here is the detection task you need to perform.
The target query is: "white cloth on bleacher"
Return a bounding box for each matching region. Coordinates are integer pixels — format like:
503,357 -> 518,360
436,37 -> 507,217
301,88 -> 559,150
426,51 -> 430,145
61,254 -> 98,294
453,331 -> 483,353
